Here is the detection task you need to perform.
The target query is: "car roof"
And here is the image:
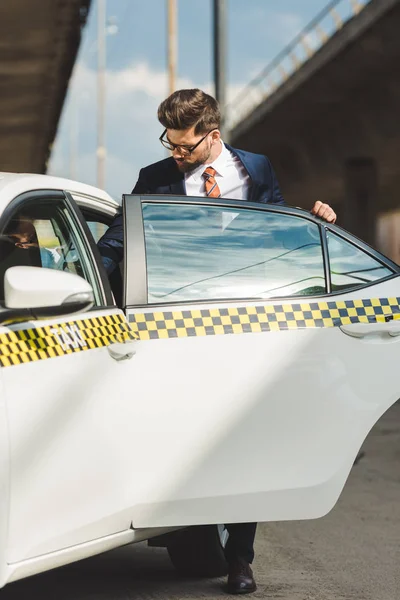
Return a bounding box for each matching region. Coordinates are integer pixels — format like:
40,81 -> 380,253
0,172 -> 120,216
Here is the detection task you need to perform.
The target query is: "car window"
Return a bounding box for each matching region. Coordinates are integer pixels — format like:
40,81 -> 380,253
142,203 -> 326,303
0,197 -> 102,306
87,221 -> 109,243
327,231 -> 394,291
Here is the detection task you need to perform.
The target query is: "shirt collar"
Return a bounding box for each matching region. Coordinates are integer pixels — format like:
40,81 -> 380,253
186,141 -> 230,182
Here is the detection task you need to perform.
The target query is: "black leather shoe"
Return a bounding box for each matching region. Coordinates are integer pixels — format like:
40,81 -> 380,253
226,559 -> 257,594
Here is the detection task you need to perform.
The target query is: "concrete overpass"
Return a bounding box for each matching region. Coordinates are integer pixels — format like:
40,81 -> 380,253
229,0 -> 400,256
0,0 -> 91,174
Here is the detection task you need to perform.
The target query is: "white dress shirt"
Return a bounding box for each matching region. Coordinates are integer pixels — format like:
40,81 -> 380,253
184,141 -> 250,200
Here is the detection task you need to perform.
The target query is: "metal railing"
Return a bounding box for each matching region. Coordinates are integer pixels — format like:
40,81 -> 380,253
227,0 -> 372,131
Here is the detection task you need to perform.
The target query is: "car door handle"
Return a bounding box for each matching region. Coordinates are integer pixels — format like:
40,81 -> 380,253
340,321 -> 400,339
107,341 -> 137,361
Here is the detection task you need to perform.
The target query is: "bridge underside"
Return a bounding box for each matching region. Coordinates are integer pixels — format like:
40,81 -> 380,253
0,0 -> 90,174
230,0 -> 400,249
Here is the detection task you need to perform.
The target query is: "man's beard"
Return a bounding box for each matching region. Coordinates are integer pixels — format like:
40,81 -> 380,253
174,146 -> 212,174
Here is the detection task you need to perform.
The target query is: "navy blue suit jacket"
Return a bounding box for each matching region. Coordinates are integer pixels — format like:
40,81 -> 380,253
131,145 -> 284,204
98,146 -> 285,273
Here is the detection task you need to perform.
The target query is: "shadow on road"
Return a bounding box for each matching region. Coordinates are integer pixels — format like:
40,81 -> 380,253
0,542 -> 227,599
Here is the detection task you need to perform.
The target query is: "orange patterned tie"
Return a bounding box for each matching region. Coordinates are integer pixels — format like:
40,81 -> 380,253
203,166 -> 221,198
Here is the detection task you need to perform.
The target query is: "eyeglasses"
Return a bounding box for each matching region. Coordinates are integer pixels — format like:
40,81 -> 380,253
159,128 -> 218,156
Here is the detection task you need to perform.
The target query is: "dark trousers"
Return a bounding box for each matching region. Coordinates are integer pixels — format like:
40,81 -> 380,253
224,522 -> 257,564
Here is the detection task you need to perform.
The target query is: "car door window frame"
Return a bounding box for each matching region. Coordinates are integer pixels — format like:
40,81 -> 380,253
64,191 -> 114,306
124,195 -> 400,309
124,195 -> 331,307
75,203 -> 124,309
323,226 -> 399,296
0,190 -> 114,309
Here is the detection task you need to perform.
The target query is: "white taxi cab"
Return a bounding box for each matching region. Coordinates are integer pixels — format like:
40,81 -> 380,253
0,172 -> 399,587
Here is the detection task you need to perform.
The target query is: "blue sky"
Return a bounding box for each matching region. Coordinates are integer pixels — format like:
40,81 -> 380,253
48,0 -> 358,199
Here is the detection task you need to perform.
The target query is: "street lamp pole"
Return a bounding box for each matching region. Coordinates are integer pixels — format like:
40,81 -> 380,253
167,0 -> 177,95
97,0 -> 106,189
213,0 -> 227,140
69,92 -> 78,180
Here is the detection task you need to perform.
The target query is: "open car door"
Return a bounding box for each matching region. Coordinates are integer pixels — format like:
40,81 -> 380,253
122,194 -> 400,528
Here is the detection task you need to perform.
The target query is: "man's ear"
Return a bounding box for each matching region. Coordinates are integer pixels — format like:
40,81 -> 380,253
211,129 -> 221,144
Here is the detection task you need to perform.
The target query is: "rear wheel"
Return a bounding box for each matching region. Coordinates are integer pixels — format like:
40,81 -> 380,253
167,524 -> 229,577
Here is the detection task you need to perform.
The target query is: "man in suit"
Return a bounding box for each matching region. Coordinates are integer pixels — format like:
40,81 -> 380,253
98,88 -> 335,278
98,88 -> 336,594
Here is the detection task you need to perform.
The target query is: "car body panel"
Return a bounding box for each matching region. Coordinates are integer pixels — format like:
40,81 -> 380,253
121,279 -> 400,527
4,525 -> 181,587
0,374 -> 10,587
0,172 -> 118,215
1,308 -> 140,562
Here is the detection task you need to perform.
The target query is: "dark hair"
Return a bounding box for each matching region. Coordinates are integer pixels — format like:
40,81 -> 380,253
157,89 -> 220,134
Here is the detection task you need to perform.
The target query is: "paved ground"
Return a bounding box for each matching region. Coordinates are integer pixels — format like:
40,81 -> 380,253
1,402 -> 399,600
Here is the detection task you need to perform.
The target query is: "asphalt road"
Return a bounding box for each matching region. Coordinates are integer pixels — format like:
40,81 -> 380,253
1,402 -> 399,600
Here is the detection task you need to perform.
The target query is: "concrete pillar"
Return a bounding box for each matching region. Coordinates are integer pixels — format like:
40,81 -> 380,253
343,158 -> 378,247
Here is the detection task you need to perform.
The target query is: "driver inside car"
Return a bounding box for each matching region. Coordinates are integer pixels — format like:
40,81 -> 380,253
5,216 -> 61,269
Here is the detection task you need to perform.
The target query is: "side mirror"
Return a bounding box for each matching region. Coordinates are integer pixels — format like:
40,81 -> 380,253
1,266 -> 94,323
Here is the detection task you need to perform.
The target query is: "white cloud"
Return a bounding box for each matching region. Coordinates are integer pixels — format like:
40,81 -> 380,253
111,63 -> 195,99
71,61 -> 244,107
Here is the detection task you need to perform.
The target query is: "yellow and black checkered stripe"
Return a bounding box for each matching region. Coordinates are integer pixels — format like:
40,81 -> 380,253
129,297 -> 400,340
0,313 -> 137,368
2,297 -> 399,366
